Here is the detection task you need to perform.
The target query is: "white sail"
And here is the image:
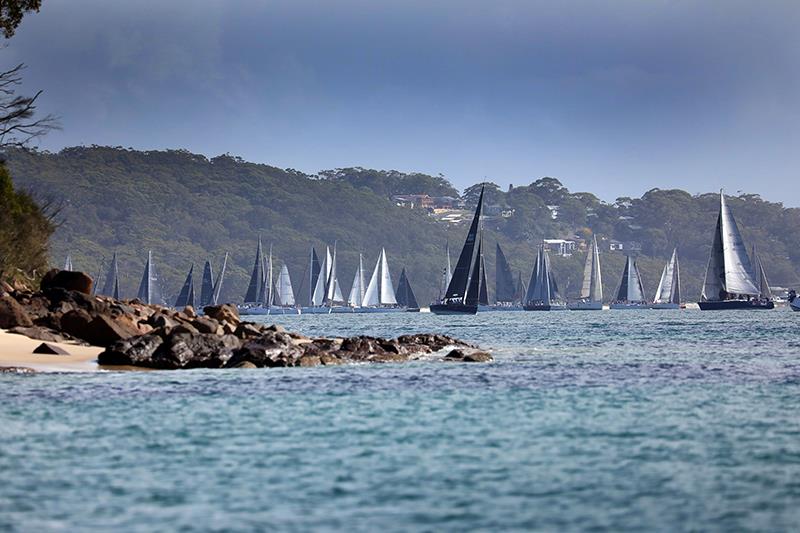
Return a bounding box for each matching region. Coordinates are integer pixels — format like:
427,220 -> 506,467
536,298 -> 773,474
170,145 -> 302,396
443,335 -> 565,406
580,241 -> 593,299
752,246 -> 772,299
362,248 -> 397,306
348,254 -> 365,307
212,252 -> 228,305
64,254 -> 73,271
275,263 -> 295,306
628,259 -> 646,302
311,246 -> 329,306
579,236 -> 602,302
654,249 -> 679,304
324,244 -> 344,304
703,192 -> 759,299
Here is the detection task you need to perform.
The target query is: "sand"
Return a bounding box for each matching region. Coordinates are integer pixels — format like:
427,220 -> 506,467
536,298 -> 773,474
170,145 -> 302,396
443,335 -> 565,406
0,329 -> 103,372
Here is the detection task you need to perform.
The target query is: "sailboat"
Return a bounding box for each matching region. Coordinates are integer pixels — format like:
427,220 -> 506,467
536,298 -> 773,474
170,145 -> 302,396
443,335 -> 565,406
699,191 -> 774,310
395,268 -> 420,311
273,263 -> 297,311
430,187 -> 485,315
240,241 -> 300,315
198,253 -> 228,307
243,237 -> 264,305
136,250 -> 167,306
751,245 -> 773,302
651,248 -> 682,309
63,254 -> 73,271
523,243 -> 567,311
347,253 -> 366,310
569,235 -> 603,310
174,264 -> 196,309
355,247 -> 403,313
437,241 -> 453,302
610,256 -> 648,309
486,243 -> 522,311
99,252 -> 122,300
302,244 -> 345,314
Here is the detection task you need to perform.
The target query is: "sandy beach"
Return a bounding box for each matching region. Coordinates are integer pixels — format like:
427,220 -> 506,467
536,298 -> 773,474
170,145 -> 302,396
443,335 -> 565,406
0,329 -> 103,372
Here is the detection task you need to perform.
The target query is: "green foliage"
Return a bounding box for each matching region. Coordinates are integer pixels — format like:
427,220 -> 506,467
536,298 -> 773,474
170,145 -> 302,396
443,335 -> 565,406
0,162 -> 54,283
5,146 -> 800,304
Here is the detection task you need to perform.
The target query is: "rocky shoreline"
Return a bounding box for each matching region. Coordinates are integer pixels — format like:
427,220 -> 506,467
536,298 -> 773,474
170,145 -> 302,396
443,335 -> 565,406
0,270 -> 491,370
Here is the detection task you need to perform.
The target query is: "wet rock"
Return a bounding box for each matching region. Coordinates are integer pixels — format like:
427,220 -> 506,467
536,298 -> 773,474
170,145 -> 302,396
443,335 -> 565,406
295,354 -> 321,367
226,331 -> 303,368
32,342 -> 70,355
40,269 -> 93,295
230,360 -> 257,369
443,348 -> 492,363
369,352 -> 410,363
8,325 -> 65,343
99,334 -> 165,367
203,304 -> 239,326
152,333 -> 240,369
319,354 -> 343,365
0,294 -> 34,328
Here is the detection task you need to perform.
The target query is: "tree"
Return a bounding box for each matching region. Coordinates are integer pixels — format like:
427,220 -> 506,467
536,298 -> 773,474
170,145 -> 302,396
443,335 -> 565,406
1,0 -> 41,38
463,181 -> 502,208
0,63 -> 58,147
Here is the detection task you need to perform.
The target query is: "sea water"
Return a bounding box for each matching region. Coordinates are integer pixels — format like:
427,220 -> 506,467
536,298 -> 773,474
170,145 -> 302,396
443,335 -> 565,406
2,310 -> 800,531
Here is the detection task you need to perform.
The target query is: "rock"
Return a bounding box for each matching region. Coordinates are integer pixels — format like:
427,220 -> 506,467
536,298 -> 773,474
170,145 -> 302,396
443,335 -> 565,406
32,342 -> 70,355
263,324 -> 286,333
8,325 -> 65,343
0,280 -> 14,293
338,336 -> 386,360
40,269 -> 93,295
370,353 -> 410,363
152,333 -> 240,369
183,305 -> 197,319
148,312 -> 178,329
230,360 -> 257,369
319,354 -> 343,365
99,334 -> 165,367
191,317 -> 222,335
203,304 -> 240,326
295,354 -> 321,367
226,331 -> 303,368
0,294 -> 34,328
171,323 -> 200,336
60,310 -> 140,347
443,348 -> 493,363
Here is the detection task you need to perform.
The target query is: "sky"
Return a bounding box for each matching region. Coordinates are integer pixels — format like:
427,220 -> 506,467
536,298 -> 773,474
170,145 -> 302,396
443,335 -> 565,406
4,0 -> 800,203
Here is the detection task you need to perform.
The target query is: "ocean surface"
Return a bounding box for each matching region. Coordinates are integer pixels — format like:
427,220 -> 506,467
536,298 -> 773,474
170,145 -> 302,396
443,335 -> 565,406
2,309 -> 800,532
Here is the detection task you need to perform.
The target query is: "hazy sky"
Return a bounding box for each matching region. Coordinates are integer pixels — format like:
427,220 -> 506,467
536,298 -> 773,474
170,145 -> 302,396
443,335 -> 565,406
5,0 -> 800,203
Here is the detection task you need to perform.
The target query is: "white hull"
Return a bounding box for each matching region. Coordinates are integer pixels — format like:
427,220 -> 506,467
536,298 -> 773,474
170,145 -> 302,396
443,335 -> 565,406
650,303 -> 681,310
299,306 -> 334,315
238,305 -> 300,316
610,302 -> 650,310
333,306 -> 410,314
478,304 -> 524,312
568,301 -> 603,311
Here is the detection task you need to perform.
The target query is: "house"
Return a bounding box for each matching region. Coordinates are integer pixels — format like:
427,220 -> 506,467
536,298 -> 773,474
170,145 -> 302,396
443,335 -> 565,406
609,240 -> 642,252
392,194 -> 434,209
543,239 -> 577,257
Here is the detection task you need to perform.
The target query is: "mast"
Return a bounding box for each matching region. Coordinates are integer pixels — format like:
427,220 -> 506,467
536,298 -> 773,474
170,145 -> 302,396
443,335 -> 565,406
312,246 -> 329,306
479,245 -> 489,305
323,243 -> 344,305
445,240 -> 452,288
527,244 -> 559,305
654,248 -> 680,304
244,237 -> 263,304
266,244 -> 274,306
212,252 -> 228,305
444,186 -> 485,304
464,234 -> 483,306
348,253 -> 365,307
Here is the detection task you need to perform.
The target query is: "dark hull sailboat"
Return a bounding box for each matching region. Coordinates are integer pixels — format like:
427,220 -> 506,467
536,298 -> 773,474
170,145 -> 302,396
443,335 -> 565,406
523,244 -> 566,311
698,192 -> 773,310
431,187 -> 485,315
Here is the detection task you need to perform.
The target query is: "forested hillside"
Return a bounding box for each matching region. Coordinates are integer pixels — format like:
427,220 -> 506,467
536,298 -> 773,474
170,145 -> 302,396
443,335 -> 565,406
6,146 -> 800,305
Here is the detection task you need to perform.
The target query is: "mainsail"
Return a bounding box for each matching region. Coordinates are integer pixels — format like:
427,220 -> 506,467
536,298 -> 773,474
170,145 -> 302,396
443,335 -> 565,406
464,235 -> 483,306
579,235 -> 603,302
348,253 -> 366,307
395,267 -> 419,308
312,246 -> 331,306
495,243 -> 516,303
136,250 -> 165,306
174,264 -> 196,308
64,254 -> 73,271
751,245 -> 772,299
212,253 -> 228,305
244,238 -> 263,304
615,256 -> 646,303
701,192 -> 759,300
479,249 -> 489,306
101,252 -> 121,300
654,248 -> 681,304
363,248 -> 398,307
274,263 -> 296,307
444,187 -> 484,303
323,243 -> 344,305
199,260 -> 215,307
525,244 -> 561,305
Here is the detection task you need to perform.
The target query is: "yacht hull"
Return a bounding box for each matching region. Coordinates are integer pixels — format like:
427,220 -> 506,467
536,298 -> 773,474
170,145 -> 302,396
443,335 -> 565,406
698,300 -> 774,310
478,304 -> 524,312
650,303 -> 681,310
430,303 -> 478,315
238,306 -> 301,316
523,303 -> 567,311
568,301 -> 603,311
609,302 -> 650,310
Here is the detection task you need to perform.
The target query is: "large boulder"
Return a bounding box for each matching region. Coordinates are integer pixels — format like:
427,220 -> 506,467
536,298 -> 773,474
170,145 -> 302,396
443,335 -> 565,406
226,331 -> 303,368
151,333 -> 240,369
203,304 -> 240,326
40,269 -> 93,295
0,294 -> 33,328
99,334 -> 165,367
8,325 -> 65,343
60,309 -> 140,347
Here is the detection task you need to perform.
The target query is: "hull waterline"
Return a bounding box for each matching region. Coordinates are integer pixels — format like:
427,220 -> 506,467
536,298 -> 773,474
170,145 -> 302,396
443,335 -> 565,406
568,301 -> 603,311
698,300 -> 774,310
430,303 -> 478,315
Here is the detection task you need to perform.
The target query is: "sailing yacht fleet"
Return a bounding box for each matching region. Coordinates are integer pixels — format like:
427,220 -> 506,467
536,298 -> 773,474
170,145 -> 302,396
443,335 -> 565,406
71,189 -> 790,314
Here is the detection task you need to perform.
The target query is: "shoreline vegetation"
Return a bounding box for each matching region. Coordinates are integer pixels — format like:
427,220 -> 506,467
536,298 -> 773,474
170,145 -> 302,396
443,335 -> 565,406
0,269 -> 491,373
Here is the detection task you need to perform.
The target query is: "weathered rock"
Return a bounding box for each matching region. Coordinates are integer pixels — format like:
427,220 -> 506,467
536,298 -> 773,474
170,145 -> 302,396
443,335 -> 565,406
370,353 -> 411,363
58,309 -> 93,340
295,354 -> 322,367
226,331 -> 303,368
192,317 -> 222,335
152,333 -> 240,369
40,269 -> 93,294
0,294 -> 33,328
171,323 -> 200,336
319,354 -> 343,365
230,360 -> 257,369
148,312 -> 178,329
203,304 -> 240,326
183,305 -> 197,319
60,310 -> 140,347
99,334 -> 165,367
338,336 -> 387,360
443,348 -> 493,363
0,366 -> 36,373
33,342 -> 70,355
8,325 -> 65,343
